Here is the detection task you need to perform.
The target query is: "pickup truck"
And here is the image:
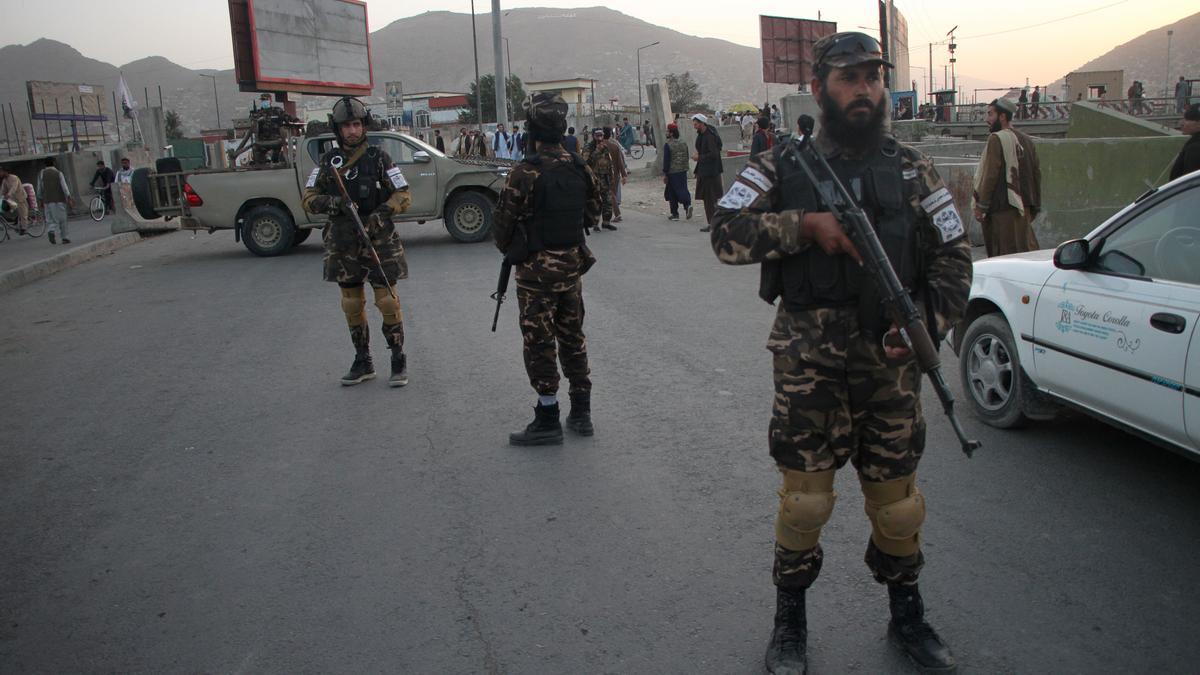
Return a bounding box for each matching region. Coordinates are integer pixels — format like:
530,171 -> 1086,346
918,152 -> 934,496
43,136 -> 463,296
132,130 -> 511,256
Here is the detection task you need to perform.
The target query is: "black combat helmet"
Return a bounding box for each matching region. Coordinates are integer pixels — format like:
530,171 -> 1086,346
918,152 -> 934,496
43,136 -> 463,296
813,31 -> 894,70
524,92 -> 568,143
328,97 -> 372,146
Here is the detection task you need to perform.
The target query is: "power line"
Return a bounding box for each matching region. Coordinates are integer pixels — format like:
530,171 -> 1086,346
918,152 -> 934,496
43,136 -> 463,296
906,0 -> 1129,53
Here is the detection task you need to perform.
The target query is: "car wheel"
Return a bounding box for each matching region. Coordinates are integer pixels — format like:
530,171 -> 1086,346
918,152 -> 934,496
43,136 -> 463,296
130,168 -> 159,220
241,204 -> 295,257
959,313 -> 1029,429
291,226 -> 313,247
444,191 -> 493,243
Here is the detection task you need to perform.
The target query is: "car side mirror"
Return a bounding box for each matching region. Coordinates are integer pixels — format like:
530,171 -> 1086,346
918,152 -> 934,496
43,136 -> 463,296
1053,239 -> 1090,269
413,151 -> 432,163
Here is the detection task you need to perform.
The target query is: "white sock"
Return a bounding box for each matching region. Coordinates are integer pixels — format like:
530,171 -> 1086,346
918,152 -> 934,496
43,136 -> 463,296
538,394 -> 557,407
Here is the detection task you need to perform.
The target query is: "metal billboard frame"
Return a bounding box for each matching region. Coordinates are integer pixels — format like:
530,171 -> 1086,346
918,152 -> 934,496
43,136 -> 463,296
760,16 -> 837,86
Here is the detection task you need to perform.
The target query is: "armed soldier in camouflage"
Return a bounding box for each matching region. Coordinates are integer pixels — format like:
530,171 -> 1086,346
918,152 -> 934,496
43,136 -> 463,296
581,127 -> 615,230
710,32 -> 972,674
494,92 -> 602,445
301,97 -> 413,387
228,94 -> 302,166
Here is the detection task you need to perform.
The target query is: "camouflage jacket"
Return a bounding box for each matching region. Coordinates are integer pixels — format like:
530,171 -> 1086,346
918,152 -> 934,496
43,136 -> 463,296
494,143 -> 601,292
710,132 -> 972,339
300,142 -> 412,250
581,140 -> 613,176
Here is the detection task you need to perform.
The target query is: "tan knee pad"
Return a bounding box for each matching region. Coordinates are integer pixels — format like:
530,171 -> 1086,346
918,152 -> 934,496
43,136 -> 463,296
340,286 -> 367,326
860,474 -> 925,557
775,468 -> 837,551
372,286 -> 402,324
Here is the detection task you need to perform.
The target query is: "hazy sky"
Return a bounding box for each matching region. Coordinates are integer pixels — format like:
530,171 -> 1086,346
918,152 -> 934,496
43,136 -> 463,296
4,0 -> 1191,87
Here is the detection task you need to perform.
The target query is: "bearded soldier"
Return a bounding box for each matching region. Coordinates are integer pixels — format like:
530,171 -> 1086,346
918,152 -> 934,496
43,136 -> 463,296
581,127 -> 615,230
493,92 -> 601,445
710,32 -> 971,673
302,97 -> 413,387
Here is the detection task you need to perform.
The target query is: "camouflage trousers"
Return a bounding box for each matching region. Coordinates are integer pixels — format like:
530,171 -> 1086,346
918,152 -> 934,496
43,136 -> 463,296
767,307 -> 926,590
595,173 -> 614,224
516,281 -> 591,396
325,221 -> 408,352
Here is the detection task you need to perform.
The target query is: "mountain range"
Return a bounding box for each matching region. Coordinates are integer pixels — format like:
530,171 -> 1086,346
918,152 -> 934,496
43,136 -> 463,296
1,7 -> 1197,141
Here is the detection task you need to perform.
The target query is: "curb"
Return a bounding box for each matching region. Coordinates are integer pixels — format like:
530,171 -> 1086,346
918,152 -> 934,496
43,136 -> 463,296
0,232 -> 144,294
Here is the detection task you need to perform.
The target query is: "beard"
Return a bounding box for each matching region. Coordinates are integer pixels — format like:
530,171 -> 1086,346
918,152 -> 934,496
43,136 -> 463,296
989,118 -> 1002,133
819,89 -> 887,154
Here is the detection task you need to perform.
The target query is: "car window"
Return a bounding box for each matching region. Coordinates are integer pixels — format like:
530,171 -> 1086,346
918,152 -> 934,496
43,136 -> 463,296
368,136 -> 415,164
1095,186 -> 1200,285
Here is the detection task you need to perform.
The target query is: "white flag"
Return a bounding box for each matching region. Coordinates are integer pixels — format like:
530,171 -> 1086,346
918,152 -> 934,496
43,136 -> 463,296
117,74 -> 137,119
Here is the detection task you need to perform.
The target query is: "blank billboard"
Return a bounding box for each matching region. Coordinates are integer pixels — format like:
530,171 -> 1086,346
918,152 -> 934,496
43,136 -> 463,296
229,0 -> 373,96
27,81 -> 109,121
760,16 -> 837,85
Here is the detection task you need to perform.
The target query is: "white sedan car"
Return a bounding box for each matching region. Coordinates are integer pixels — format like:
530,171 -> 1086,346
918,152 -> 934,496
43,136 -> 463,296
953,171 -> 1200,457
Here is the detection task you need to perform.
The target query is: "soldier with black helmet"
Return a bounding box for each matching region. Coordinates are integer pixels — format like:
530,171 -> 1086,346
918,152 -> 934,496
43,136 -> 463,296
302,97 -> 414,387
709,32 -> 972,673
493,92 -> 602,445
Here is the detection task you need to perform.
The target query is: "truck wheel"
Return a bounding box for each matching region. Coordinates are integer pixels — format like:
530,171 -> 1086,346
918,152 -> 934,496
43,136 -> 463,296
241,204 -> 295,257
444,191 -> 493,243
130,168 -> 159,220
292,227 -> 313,247
959,313 -> 1029,429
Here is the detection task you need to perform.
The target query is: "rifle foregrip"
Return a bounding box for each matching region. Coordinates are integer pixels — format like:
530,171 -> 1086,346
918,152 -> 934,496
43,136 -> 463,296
905,318 -> 941,371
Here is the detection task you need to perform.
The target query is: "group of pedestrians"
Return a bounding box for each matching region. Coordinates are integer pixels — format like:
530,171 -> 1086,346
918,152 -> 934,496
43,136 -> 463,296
449,124 -> 528,160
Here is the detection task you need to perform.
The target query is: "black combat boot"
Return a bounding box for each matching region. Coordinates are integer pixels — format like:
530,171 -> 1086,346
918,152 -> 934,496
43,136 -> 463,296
509,403 -> 563,446
565,391 -> 593,436
389,350 -> 409,387
887,584 -> 957,672
340,349 -> 375,386
764,587 -> 807,675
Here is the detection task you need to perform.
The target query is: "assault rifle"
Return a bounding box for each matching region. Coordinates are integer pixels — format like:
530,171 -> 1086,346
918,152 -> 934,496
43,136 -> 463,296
327,153 -> 400,307
490,261 -> 511,332
790,115 -> 980,458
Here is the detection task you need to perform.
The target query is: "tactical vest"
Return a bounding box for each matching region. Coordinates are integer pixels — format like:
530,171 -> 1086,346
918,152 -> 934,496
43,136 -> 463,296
527,153 -> 588,250
762,137 -> 921,334
338,146 -> 385,216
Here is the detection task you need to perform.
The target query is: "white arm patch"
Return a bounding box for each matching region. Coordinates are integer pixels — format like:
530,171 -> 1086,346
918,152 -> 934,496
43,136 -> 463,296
920,187 -> 954,214
305,167 -> 320,188
717,182 -> 758,210
386,166 -> 408,189
931,205 -> 965,243
737,166 -> 773,193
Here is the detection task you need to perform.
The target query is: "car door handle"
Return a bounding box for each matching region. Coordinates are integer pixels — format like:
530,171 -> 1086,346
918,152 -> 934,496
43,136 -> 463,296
1150,313 -> 1186,334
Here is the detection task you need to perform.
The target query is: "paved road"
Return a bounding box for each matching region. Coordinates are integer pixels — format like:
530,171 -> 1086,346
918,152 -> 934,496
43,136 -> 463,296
0,214 -> 115,271
2,207 -> 1198,673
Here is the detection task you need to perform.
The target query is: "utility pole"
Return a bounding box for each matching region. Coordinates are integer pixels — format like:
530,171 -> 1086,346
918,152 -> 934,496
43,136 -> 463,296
491,0 -> 507,133
469,0 -> 483,131
928,43 -> 934,102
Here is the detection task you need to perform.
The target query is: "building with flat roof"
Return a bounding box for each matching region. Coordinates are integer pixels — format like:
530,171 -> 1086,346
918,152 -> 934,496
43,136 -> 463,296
525,78 -> 597,129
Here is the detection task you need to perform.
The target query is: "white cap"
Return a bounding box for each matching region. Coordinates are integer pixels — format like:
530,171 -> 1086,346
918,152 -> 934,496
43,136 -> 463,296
691,113 -> 708,125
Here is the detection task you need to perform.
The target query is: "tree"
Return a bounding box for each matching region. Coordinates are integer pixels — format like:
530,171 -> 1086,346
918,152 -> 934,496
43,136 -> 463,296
664,72 -> 713,116
164,110 -> 183,139
459,74 -> 527,124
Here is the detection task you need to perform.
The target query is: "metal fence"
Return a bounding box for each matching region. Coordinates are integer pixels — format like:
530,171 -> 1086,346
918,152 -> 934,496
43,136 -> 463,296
915,96 -> 1193,125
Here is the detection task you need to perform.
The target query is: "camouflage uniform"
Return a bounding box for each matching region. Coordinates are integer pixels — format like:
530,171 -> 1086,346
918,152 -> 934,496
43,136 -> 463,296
710,132 -> 972,590
249,107 -> 299,166
581,139 -> 614,225
301,141 -> 412,353
494,144 -> 602,396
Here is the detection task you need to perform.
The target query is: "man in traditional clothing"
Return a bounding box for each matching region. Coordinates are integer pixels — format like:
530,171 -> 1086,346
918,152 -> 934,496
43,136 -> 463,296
691,113 -> 724,232
973,97 -> 1042,257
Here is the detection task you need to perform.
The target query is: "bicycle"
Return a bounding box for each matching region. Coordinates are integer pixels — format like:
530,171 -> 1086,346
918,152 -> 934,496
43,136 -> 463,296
0,200 -> 46,241
89,189 -> 109,222
628,142 -> 646,160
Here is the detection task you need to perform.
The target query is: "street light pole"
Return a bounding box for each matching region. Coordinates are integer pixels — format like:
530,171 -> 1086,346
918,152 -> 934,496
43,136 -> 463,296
491,0 -> 507,133
469,0 -> 483,132
1165,30 -> 1174,98
501,37 -> 512,80
636,41 -> 659,124
198,74 -> 220,128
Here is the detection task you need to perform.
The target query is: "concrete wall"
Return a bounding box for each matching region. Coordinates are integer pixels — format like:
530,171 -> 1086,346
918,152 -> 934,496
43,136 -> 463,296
1067,101 -> 1180,139
930,135 -> 1187,247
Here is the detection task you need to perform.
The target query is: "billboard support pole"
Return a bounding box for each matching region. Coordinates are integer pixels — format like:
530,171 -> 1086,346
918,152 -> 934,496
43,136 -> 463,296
491,0 -> 507,134
469,0 -> 484,131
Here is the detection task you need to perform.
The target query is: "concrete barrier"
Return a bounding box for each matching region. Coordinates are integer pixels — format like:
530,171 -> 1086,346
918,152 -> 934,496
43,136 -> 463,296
1067,101 -> 1181,139
0,232 -> 143,294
